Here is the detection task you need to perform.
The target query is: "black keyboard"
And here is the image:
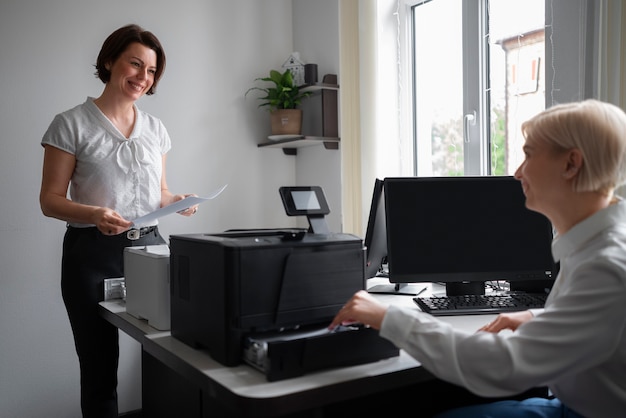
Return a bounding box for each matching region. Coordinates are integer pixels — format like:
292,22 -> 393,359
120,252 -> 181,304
414,293 -> 547,316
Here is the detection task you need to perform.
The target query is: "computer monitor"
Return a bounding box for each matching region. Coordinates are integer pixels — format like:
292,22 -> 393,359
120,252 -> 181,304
383,176 -> 556,296
364,179 -> 427,295
364,179 -> 387,280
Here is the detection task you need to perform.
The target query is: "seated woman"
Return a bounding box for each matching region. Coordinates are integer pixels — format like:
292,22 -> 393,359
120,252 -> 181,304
330,99 -> 626,418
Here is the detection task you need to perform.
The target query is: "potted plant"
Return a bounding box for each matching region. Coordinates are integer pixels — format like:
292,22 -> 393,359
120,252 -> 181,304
245,69 -> 312,136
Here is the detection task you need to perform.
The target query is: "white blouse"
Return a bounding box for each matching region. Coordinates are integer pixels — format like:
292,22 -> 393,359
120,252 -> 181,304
41,97 -> 171,227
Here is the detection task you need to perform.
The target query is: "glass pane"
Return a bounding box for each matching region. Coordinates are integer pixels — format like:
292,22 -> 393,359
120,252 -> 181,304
412,0 -> 545,176
413,0 -> 463,176
488,0 -> 545,175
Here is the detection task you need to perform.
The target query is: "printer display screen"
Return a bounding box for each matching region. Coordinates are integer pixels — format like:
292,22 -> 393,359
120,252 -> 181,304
279,186 -> 330,216
292,191 -> 321,210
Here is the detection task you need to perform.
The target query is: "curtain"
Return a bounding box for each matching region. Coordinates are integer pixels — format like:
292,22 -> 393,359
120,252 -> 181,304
596,0 -> 626,108
595,0 -> 626,197
340,0 -> 383,236
339,0 -> 363,235
340,0 -> 408,236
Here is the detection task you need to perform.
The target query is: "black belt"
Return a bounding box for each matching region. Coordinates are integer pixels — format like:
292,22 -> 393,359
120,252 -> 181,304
126,225 -> 157,240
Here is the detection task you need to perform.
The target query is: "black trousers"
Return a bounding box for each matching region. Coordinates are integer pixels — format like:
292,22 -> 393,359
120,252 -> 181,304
61,226 -> 166,418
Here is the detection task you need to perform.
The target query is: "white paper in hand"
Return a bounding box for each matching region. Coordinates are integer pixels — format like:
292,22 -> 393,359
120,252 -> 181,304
130,184 -> 227,227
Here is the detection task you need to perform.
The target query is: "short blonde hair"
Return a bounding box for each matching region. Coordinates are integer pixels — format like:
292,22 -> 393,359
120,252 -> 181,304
521,99 -> 626,194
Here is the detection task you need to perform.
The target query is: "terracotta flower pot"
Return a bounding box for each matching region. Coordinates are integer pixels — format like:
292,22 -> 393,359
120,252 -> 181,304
270,109 -> 302,135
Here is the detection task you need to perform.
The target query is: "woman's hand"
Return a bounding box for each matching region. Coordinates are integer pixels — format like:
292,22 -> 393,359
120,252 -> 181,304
478,310 -> 534,333
328,290 -> 388,331
168,193 -> 199,217
93,207 -> 132,236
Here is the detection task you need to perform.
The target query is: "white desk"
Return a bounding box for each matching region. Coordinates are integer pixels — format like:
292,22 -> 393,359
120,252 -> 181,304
99,279 -> 500,417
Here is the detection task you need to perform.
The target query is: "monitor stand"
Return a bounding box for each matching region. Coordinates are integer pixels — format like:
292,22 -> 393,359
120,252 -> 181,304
445,281 -> 485,296
367,282 -> 427,296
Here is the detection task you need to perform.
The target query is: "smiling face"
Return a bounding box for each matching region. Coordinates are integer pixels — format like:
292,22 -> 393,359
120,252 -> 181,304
105,42 -> 157,102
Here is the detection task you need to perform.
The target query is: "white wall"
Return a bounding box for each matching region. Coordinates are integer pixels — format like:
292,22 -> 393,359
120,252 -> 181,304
0,0 -> 340,416
293,0 -> 342,230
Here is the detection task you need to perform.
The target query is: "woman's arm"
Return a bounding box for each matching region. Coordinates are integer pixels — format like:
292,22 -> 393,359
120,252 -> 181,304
39,145 -> 131,234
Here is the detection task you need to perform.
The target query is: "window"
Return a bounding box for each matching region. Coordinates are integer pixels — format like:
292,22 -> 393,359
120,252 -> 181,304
352,1 -> 599,234
409,0 -> 545,176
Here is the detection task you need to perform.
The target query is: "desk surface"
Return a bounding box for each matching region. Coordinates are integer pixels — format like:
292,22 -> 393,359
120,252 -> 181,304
99,278 -> 497,416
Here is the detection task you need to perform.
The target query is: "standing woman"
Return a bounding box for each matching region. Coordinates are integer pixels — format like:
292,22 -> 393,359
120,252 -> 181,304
330,99 -> 626,418
39,24 -> 198,417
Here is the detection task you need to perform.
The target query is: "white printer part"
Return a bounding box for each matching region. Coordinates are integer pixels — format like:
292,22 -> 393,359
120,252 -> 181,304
124,244 -> 171,331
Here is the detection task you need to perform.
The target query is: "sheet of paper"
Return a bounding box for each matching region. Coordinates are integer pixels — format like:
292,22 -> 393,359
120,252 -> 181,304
131,184 -> 227,227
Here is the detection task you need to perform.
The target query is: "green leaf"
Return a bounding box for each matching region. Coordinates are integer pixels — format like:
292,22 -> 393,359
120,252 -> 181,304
244,68 -> 312,111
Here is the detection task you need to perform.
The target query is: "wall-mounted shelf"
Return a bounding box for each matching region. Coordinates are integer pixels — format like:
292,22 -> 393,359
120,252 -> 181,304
300,82 -> 339,92
258,136 -> 340,155
259,74 -> 339,155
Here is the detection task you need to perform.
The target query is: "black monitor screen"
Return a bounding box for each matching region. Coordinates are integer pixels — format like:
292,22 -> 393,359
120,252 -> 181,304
384,176 -> 555,296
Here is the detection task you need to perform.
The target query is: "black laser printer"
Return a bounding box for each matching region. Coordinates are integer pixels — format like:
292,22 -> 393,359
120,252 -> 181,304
169,228 -> 399,381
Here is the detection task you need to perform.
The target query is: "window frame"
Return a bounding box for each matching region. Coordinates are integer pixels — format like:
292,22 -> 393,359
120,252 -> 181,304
404,0 -> 542,176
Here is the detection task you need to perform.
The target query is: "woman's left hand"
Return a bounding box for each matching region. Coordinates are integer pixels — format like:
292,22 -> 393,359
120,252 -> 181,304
172,193 -> 199,217
478,310 -> 534,333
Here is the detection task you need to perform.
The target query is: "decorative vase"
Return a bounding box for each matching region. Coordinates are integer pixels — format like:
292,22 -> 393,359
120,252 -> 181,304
270,109 -> 302,135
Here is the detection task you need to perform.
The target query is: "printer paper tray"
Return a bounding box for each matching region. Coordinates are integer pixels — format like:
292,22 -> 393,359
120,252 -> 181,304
243,324 -> 399,381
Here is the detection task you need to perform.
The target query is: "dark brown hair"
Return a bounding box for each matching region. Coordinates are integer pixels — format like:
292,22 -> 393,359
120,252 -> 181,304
94,24 -> 166,95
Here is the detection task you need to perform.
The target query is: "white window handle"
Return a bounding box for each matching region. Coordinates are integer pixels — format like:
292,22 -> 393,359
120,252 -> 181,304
464,111 -> 476,143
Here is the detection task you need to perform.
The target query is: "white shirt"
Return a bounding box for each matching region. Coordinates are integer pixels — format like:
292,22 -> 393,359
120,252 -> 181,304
380,200 -> 626,418
41,97 -> 171,227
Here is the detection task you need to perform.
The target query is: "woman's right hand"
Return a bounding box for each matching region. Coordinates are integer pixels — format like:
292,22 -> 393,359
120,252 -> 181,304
478,310 -> 534,333
328,290 -> 389,331
94,207 -> 132,236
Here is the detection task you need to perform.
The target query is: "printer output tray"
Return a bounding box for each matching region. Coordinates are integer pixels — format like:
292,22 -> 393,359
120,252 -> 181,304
243,324 -> 399,381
